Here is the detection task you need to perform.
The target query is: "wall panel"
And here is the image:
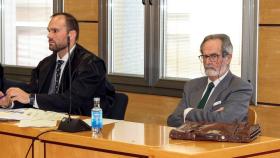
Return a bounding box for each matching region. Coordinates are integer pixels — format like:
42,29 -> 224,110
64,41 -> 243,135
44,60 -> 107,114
78,23 -> 98,54
258,27 -> 280,104
64,0 -> 98,21
259,0 -> 280,24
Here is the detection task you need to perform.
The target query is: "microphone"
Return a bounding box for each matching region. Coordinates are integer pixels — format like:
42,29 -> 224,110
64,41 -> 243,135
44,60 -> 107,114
57,34 -> 91,133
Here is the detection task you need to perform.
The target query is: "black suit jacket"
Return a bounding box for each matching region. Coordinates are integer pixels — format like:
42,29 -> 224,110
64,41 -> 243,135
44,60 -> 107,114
14,44 -> 115,117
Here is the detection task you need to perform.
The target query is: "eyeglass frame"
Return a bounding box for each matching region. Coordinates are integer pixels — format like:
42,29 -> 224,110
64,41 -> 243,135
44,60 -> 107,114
198,53 -> 223,62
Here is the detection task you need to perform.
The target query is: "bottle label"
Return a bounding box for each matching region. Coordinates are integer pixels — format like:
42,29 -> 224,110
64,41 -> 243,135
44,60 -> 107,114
91,110 -> 103,129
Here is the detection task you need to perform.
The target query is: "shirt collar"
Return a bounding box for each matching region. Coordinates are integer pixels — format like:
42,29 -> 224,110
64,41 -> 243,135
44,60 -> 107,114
208,70 -> 229,87
56,44 -> 76,62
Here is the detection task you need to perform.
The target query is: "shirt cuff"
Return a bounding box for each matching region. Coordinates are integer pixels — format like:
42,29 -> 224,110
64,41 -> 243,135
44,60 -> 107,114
183,108 -> 193,122
33,94 -> 39,109
6,102 -> 15,109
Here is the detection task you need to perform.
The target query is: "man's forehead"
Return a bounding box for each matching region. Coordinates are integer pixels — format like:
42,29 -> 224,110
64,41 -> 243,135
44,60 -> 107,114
202,39 -> 222,52
49,16 -> 66,26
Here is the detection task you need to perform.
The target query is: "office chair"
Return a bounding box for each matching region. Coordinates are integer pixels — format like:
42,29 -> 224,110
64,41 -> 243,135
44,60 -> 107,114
110,92 -> 128,120
248,106 -> 257,125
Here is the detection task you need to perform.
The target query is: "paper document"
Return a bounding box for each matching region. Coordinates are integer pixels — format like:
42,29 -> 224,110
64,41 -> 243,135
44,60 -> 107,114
0,111 -> 29,121
22,108 -> 68,120
17,119 -> 57,127
16,108 -> 68,127
0,108 -> 71,127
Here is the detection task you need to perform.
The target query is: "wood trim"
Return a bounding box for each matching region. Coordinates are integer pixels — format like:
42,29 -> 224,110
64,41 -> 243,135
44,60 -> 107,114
42,141 -> 148,158
259,24 -> 280,27
235,149 -> 280,158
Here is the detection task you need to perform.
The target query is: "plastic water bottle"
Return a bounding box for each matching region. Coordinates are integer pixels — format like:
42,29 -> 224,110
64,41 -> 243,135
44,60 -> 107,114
91,97 -> 103,134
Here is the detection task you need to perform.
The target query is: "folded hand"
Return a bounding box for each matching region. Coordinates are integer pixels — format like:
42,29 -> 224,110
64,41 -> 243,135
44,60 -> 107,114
0,91 -> 12,108
6,87 -> 30,104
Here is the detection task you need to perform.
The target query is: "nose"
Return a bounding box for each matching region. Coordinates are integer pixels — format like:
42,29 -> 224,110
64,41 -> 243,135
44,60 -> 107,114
47,32 -> 51,39
204,57 -> 213,64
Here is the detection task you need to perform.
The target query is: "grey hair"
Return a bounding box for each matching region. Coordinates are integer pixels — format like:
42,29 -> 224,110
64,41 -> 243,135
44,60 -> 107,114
200,34 -> 233,57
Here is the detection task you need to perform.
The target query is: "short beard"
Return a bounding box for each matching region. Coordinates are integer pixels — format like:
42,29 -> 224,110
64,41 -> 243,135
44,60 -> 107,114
205,68 -> 219,77
204,64 -> 228,77
49,43 -> 67,52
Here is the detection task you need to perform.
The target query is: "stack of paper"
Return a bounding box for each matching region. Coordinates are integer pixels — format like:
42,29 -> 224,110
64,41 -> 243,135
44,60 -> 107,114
0,108 -> 70,128
17,108 -> 68,127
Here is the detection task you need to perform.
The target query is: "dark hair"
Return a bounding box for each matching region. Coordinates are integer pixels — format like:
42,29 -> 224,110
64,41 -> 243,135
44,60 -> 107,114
51,12 -> 79,40
200,34 -> 233,57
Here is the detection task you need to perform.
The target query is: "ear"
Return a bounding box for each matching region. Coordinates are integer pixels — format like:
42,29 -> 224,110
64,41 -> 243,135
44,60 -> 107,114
68,30 -> 77,41
224,54 -> 232,65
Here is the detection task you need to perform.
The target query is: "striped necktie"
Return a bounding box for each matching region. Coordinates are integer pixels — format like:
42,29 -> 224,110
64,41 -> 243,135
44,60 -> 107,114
54,60 -> 64,94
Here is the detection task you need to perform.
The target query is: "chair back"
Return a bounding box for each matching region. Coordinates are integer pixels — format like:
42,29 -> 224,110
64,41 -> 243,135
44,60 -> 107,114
110,92 -> 128,120
248,106 -> 257,125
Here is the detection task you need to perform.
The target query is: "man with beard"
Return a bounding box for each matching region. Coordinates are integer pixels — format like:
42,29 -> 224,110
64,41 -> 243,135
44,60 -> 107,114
0,13 -> 115,117
167,34 -> 252,127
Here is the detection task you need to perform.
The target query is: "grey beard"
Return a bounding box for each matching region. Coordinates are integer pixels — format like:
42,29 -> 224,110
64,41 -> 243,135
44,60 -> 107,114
205,68 -> 219,77
204,65 -> 229,77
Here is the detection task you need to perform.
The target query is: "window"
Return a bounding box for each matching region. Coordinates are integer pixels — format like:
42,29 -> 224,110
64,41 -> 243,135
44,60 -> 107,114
162,0 -> 242,79
110,0 -> 145,76
105,0 -> 249,81
102,0 -> 257,89
0,0 -> 58,67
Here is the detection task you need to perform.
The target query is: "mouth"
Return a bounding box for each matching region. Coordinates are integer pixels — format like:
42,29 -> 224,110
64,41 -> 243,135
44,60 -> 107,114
205,66 -> 215,70
48,40 -> 55,44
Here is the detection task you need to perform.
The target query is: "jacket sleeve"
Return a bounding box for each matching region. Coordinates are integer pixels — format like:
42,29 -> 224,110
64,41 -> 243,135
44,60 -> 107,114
167,83 -> 190,127
185,80 -> 253,123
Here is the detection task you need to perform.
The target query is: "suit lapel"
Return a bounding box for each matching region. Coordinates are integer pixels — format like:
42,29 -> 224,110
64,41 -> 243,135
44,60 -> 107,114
38,54 -> 56,93
190,78 -> 208,108
59,45 -> 81,93
204,71 -> 233,110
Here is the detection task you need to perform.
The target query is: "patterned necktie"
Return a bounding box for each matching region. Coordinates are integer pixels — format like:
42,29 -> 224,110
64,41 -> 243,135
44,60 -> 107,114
197,82 -> 215,109
54,60 -> 64,94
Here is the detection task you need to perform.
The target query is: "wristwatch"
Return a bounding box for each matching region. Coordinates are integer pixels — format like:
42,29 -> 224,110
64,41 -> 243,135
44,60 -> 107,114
29,93 -> 35,105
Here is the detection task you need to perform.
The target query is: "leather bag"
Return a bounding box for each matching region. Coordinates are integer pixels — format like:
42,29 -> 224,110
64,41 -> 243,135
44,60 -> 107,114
169,121 -> 261,143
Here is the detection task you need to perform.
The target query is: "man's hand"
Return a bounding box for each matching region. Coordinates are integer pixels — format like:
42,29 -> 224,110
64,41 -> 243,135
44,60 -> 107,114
6,87 -> 30,104
0,91 -> 12,108
215,107 -> 224,112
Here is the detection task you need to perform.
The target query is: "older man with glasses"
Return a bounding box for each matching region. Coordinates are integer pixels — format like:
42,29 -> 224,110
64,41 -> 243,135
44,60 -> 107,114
167,34 -> 252,127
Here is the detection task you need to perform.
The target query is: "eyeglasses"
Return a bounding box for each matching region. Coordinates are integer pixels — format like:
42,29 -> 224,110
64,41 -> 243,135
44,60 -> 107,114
198,54 -> 220,62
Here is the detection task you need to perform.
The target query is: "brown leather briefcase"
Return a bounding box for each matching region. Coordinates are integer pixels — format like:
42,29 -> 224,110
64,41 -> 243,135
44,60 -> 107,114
169,121 -> 261,143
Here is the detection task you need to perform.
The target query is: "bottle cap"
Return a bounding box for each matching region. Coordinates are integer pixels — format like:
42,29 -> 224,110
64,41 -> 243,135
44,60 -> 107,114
93,97 -> 100,102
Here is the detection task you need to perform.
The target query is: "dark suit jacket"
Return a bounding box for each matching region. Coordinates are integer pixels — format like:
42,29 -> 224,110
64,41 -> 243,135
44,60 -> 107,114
14,44 -> 115,117
167,71 -> 253,127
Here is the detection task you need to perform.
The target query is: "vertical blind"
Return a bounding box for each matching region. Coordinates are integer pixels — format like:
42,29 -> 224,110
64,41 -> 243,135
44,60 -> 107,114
111,0 -> 144,76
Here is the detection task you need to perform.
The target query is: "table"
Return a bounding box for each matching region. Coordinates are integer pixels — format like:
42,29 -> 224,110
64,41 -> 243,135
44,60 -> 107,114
1,120 -> 280,158
0,121 -> 50,158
